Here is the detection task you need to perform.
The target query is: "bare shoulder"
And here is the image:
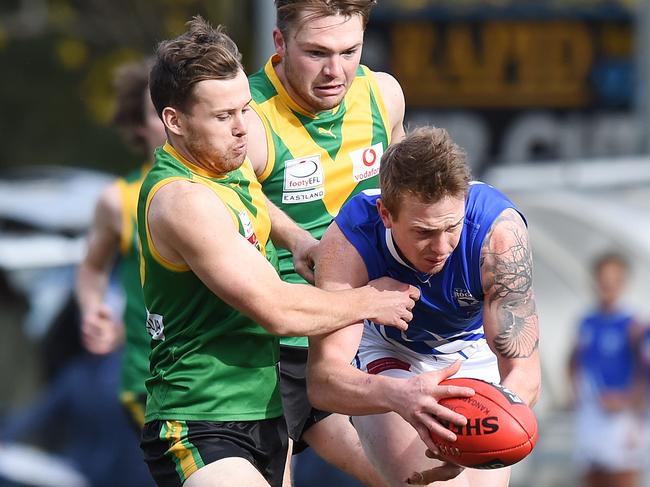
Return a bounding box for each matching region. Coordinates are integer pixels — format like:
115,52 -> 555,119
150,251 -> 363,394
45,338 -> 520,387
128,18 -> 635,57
483,208 -> 529,255
373,71 -> 405,106
150,179 -> 228,221
245,105 -> 268,177
147,179 -> 235,265
372,71 -> 405,141
480,208 -> 531,297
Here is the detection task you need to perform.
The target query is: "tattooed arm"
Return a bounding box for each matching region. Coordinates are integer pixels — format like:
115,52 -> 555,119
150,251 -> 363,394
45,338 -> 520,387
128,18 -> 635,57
481,208 -> 541,406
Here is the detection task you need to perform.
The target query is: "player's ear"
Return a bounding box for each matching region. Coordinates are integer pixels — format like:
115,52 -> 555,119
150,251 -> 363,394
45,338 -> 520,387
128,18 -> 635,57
161,107 -> 182,136
377,198 -> 394,228
272,28 -> 286,57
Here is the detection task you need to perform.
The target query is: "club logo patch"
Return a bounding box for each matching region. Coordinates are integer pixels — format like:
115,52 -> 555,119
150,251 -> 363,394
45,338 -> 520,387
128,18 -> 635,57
146,310 -> 165,341
282,154 -> 325,204
454,288 -> 479,307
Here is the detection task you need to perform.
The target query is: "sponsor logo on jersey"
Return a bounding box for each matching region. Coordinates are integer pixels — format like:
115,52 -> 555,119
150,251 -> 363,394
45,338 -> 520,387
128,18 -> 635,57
238,209 -> 260,250
146,310 -> 165,341
454,288 -> 479,307
349,142 -> 383,182
317,124 -> 336,138
282,154 -> 325,204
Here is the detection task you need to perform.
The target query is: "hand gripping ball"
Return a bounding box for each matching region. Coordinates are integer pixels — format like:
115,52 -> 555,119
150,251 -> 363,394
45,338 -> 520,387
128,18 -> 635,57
431,378 -> 538,469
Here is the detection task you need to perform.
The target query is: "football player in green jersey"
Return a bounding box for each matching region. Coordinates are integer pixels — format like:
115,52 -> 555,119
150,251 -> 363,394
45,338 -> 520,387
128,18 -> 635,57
139,17 -> 418,487
246,1 -> 406,484
76,58 -> 166,432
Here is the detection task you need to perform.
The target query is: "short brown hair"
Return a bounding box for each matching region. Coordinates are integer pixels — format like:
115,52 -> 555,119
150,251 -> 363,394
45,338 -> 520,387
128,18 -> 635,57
380,127 -> 471,217
112,57 -> 154,153
150,16 -> 243,117
275,0 -> 376,37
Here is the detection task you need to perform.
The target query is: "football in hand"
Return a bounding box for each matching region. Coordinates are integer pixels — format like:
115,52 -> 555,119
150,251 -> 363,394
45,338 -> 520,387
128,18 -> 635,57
431,378 -> 538,469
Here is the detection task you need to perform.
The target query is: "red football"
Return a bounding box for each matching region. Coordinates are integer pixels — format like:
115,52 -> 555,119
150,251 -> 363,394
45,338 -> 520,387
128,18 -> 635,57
431,378 -> 538,469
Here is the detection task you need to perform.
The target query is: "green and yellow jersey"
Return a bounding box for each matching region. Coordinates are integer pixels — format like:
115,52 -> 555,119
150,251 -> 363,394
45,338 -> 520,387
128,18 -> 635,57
138,142 -> 282,422
115,164 -> 150,424
249,55 -> 392,347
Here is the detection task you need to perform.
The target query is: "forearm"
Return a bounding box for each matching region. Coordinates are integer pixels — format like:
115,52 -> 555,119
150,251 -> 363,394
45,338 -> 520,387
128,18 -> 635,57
498,354 -> 541,407
266,198 -> 312,252
75,262 -> 110,316
256,282 -> 375,336
308,358 -> 401,415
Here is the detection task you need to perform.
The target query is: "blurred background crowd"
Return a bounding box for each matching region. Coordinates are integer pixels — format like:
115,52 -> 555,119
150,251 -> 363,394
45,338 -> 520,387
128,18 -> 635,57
1,1 -> 649,486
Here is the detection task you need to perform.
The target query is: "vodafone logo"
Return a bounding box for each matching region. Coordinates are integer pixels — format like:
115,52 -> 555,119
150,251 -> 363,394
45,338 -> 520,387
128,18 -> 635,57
350,142 -> 384,182
362,148 -> 378,167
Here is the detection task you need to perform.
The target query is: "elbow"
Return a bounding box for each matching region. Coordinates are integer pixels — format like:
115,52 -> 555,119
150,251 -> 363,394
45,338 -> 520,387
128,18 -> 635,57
305,364 -> 329,411
258,316 -> 294,337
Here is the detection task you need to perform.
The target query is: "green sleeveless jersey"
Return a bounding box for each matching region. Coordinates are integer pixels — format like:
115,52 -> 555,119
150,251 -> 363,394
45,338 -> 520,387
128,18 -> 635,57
138,142 -> 282,422
250,55 -> 392,346
116,164 -> 150,398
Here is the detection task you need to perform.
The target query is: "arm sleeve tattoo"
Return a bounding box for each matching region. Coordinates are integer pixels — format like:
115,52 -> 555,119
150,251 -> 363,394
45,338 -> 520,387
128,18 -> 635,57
481,210 -> 539,359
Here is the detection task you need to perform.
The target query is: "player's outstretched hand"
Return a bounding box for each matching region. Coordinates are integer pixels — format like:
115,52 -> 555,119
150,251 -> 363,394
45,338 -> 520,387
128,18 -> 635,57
367,277 -> 420,330
389,361 -> 474,454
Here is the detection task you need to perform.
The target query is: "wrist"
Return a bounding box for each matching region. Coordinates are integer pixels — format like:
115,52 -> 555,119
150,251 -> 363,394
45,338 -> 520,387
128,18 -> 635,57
289,229 -> 316,253
376,374 -> 403,413
355,286 -> 376,322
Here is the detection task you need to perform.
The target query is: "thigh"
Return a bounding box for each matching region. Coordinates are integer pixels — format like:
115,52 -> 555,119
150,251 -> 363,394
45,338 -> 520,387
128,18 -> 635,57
279,345 -> 330,453
353,413 -> 510,487
464,466 -> 511,487
353,411 -> 436,486
184,457 -> 269,487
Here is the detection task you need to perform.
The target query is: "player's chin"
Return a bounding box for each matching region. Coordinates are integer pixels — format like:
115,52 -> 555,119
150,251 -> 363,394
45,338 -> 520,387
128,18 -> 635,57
419,262 -> 445,275
312,94 -> 345,111
228,151 -> 247,168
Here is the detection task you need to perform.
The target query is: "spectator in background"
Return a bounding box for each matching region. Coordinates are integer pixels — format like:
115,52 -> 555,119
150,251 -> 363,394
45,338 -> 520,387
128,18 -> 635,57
75,57 -> 165,432
569,251 -> 647,487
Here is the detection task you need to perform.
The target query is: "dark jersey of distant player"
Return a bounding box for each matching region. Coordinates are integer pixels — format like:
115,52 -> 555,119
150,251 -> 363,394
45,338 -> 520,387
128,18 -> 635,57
335,182 -> 524,358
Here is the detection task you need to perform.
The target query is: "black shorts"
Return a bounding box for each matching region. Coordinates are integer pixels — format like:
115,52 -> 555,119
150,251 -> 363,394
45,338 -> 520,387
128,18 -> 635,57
279,345 -> 330,454
141,417 -> 288,487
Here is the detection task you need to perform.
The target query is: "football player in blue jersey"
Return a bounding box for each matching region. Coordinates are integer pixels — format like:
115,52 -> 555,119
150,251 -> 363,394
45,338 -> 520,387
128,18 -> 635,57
307,127 -> 540,486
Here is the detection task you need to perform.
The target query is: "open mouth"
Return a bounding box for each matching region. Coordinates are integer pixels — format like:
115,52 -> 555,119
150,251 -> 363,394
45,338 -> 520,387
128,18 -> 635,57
314,84 -> 344,96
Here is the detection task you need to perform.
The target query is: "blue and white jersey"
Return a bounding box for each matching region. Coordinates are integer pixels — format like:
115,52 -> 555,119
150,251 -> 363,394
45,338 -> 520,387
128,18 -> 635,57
334,182 -> 524,358
575,309 -> 637,396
